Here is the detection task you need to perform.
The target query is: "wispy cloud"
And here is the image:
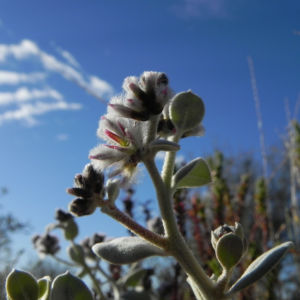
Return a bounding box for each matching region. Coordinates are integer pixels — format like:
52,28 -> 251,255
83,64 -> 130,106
56,47 -> 81,69
172,0 -> 230,19
0,39 -> 114,101
0,87 -> 63,106
0,101 -> 81,126
0,70 -> 46,85
0,39 -> 114,126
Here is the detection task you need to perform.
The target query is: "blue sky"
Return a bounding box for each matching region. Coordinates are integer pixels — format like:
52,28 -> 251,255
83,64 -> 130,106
0,0 -> 299,262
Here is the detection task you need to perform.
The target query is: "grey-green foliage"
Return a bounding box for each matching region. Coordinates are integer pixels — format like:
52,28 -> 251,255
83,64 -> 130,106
92,236 -> 166,264
37,276 -> 51,300
6,269 -> 39,300
227,241 -> 293,294
5,269 -> 94,300
50,271 -> 93,300
118,268 -> 148,288
169,91 -> 205,132
173,157 -> 212,189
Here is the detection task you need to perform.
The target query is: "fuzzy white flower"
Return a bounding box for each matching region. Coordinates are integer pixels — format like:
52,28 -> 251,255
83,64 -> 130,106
89,115 -> 148,179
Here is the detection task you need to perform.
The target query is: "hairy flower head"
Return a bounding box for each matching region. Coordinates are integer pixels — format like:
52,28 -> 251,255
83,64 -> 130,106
108,71 -> 173,121
89,115 -> 148,179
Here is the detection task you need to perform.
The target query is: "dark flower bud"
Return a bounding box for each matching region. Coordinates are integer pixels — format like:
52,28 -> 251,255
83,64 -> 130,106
67,164 -> 105,217
67,187 -> 92,198
55,209 -> 73,223
32,234 -> 60,256
90,233 -> 106,245
80,233 -> 106,260
68,198 -> 97,217
70,164 -> 104,197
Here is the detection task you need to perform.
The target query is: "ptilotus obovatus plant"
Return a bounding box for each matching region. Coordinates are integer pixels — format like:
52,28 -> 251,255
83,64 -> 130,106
5,72 -> 293,300
69,71 -> 292,299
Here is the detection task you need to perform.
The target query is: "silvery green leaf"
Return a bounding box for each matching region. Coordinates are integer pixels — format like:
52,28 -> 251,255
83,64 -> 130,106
173,157 -> 211,189
67,244 -> 85,264
169,91 -> 205,132
37,276 -> 51,300
63,219 -> 78,241
149,139 -> 180,152
121,290 -> 153,300
50,271 -> 93,300
119,268 -> 148,287
6,269 -> 39,300
216,233 -> 244,270
228,241 -> 293,294
92,236 -> 166,264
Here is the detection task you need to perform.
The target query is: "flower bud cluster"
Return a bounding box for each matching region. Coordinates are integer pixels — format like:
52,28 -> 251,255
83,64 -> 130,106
67,163 -> 105,217
109,71 -> 172,121
32,233 -> 60,256
211,222 -> 247,271
89,71 -> 179,180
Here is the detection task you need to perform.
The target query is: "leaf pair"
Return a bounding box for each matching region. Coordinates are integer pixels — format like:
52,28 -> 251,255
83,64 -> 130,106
6,269 -> 93,300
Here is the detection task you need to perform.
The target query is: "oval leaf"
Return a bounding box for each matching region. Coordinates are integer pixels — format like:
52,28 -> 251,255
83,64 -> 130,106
228,241 -> 293,294
92,236 -> 166,264
50,271 -> 93,300
119,268 -> 148,287
38,276 -> 51,300
149,139 -> 180,152
67,244 -> 85,264
63,220 -> 79,241
6,269 -> 39,300
216,233 -> 244,270
173,157 -> 212,189
169,91 -> 205,132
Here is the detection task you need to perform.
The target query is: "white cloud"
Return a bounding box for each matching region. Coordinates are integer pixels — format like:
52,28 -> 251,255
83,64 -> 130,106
173,0 -> 230,18
0,70 -> 46,85
0,39 -> 115,126
56,133 -> 69,141
0,87 -> 63,106
58,48 -> 80,69
0,39 -> 39,62
0,101 -> 81,126
89,76 -> 114,98
0,39 -> 114,101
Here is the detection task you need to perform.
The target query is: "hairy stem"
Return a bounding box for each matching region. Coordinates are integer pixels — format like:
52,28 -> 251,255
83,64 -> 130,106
101,204 -> 168,249
143,157 -> 216,299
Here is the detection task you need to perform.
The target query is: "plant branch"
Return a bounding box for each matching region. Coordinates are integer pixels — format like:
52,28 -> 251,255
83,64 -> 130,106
143,157 -> 216,299
100,204 -> 168,249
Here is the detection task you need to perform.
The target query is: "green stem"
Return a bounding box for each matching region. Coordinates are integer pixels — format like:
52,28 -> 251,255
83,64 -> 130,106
143,157 -> 216,299
161,133 -> 179,187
